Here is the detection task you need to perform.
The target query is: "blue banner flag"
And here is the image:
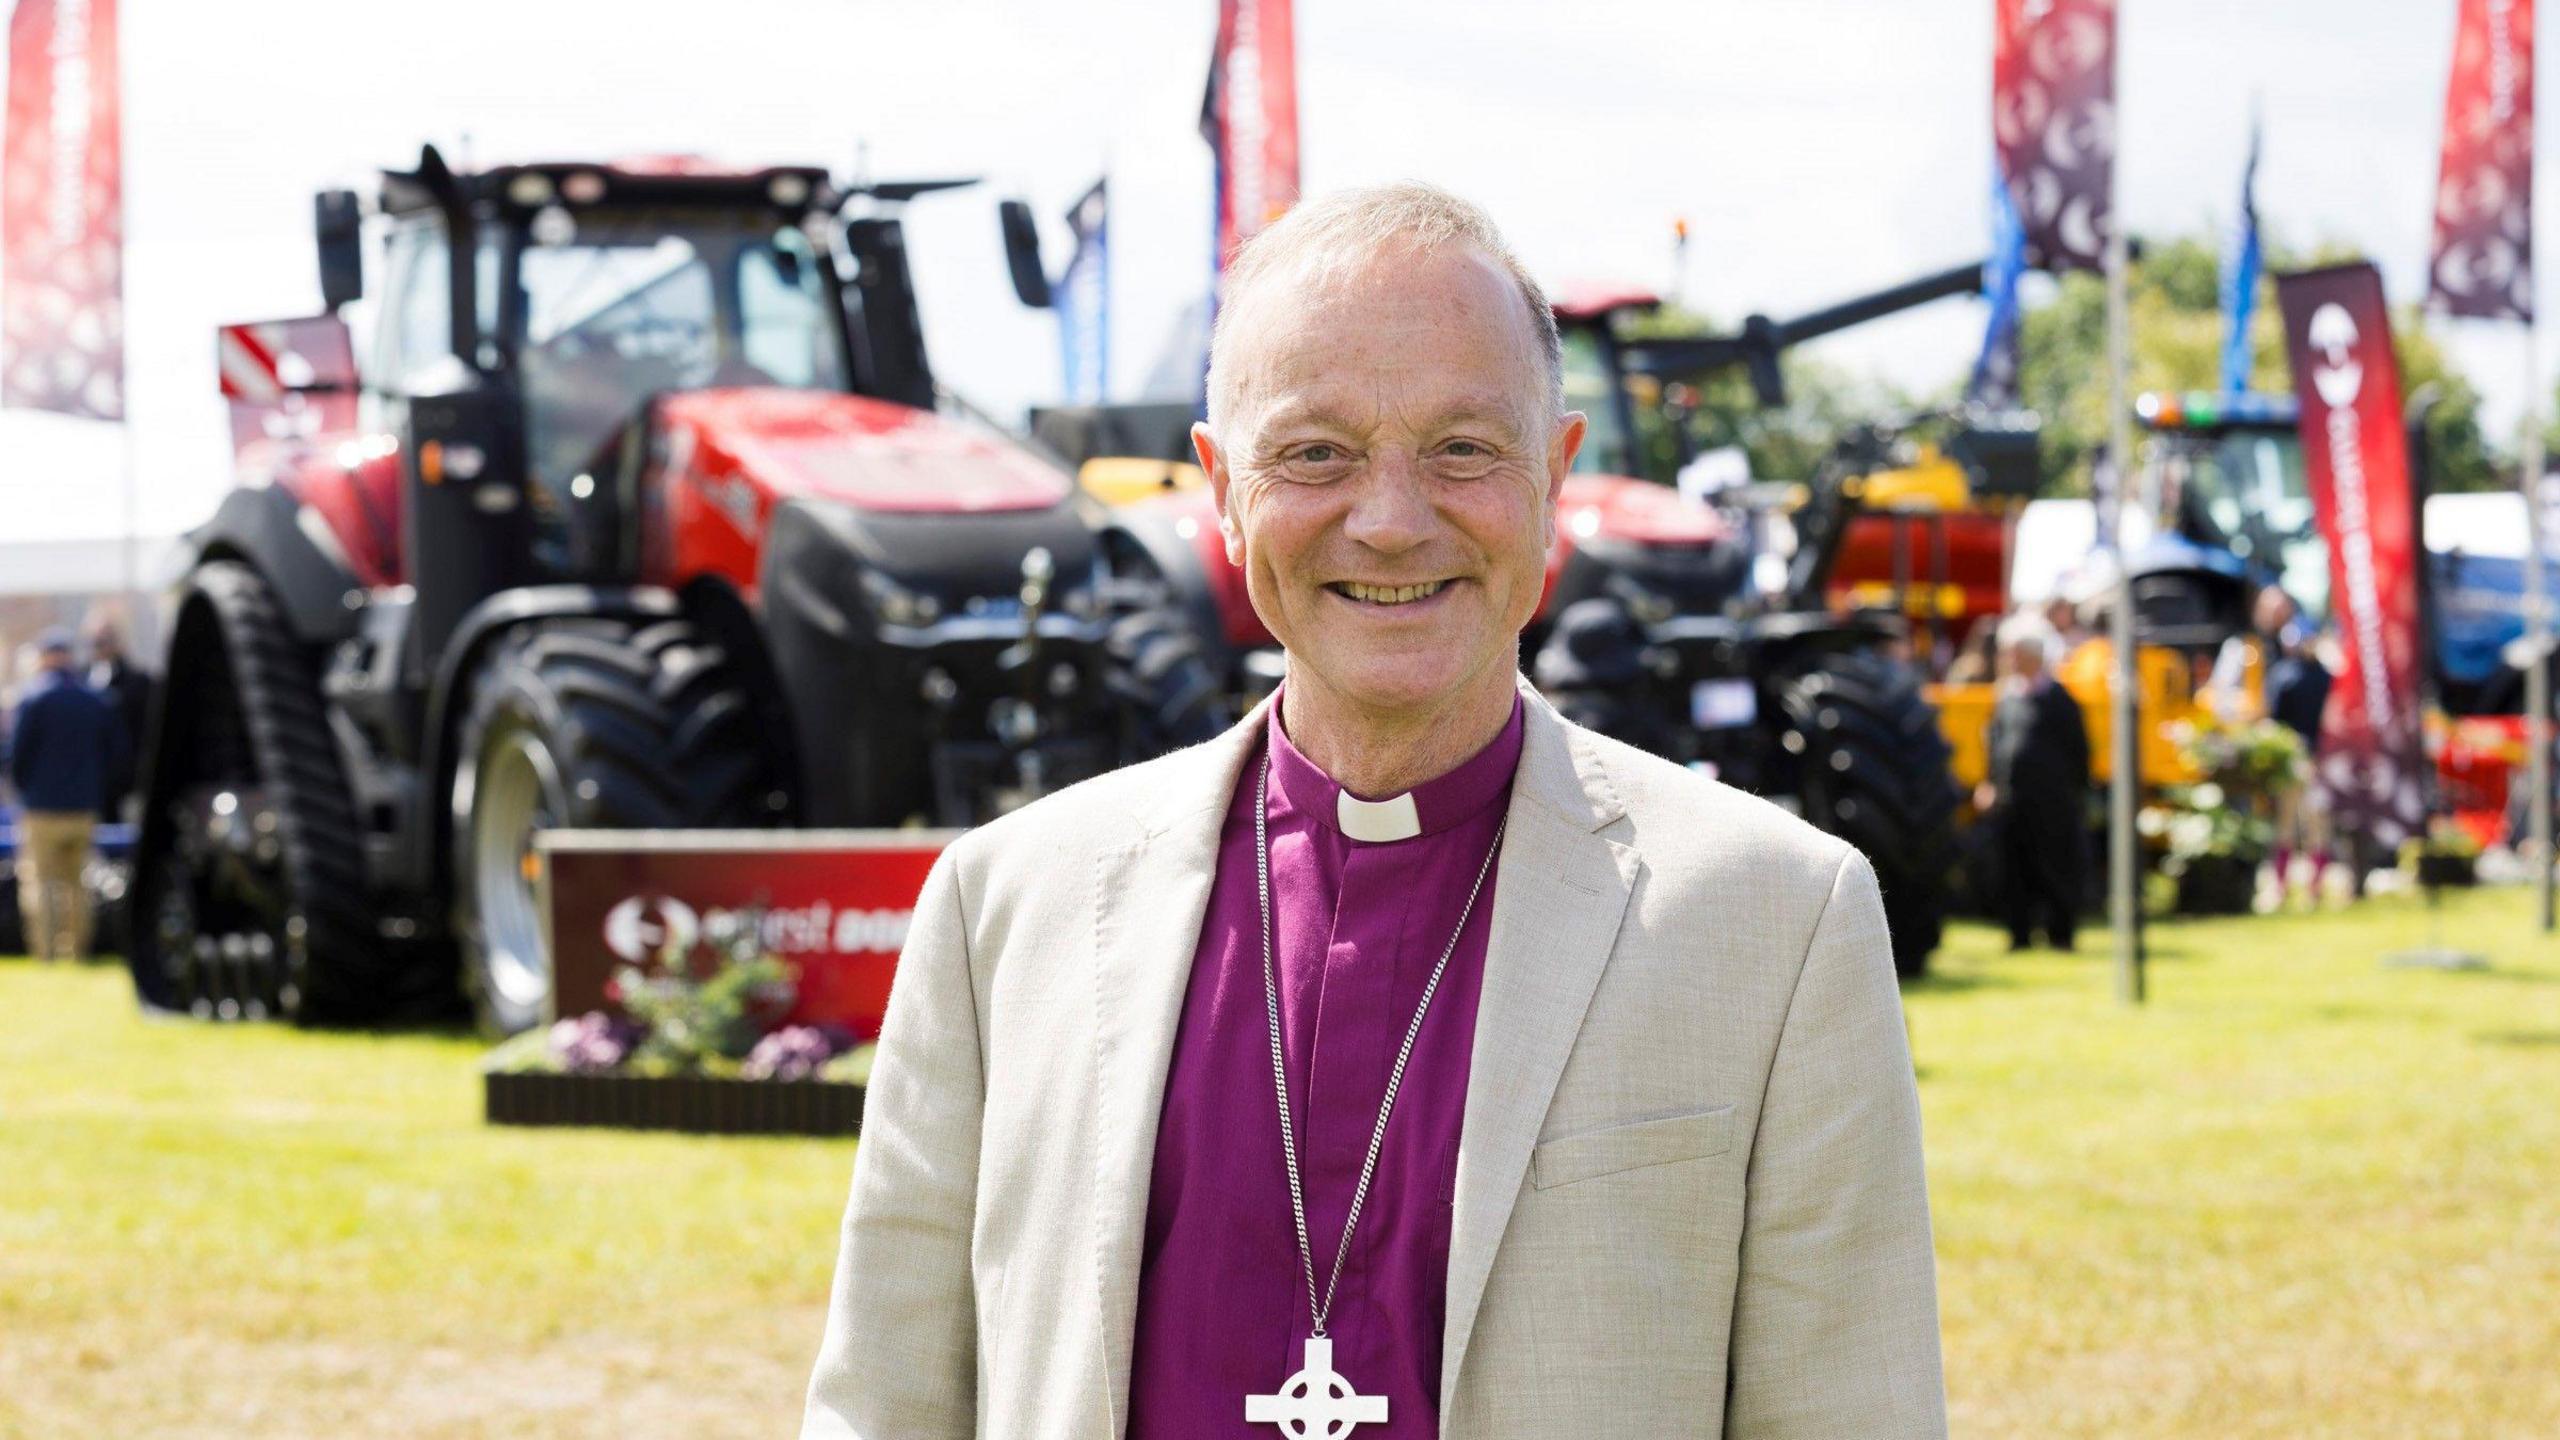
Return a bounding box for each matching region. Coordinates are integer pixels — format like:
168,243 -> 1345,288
1058,178 -> 1110,405
1969,153 -> 2027,406
2220,119 -> 2263,394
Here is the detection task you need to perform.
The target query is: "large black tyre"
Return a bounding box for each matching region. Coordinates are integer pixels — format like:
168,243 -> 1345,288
1104,606 -> 1232,758
450,615 -> 785,1035
1775,650 -> 1959,979
128,560 -> 417,1024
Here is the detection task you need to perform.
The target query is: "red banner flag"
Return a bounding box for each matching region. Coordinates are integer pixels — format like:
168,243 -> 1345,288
2429,0 -> 2535,320
1991,0 -> 2115,274
1200,0 -> 1299,272
2,0 -> 122,419
2277,264 -> 2429,850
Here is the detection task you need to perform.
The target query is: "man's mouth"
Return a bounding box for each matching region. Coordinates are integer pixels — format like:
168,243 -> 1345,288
1327,579 -> 1451,607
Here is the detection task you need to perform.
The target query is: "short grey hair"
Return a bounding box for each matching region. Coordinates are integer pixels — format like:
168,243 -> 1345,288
1204,182 -> 1564,436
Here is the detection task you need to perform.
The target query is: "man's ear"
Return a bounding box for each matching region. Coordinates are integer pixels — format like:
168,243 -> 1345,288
1543,411 -> 1588,547
1196,422 -> 1247,566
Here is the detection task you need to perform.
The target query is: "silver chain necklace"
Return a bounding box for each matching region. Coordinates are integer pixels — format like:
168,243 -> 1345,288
1244,750 -> 1506,1438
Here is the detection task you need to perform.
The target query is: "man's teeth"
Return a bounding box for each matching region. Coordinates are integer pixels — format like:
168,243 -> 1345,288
1338,580 -> 1447,605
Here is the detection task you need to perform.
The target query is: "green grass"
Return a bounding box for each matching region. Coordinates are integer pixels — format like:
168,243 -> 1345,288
1910,888 -> 2560,1438
3,889 -> 2556,1437
0,967 -> 857,1440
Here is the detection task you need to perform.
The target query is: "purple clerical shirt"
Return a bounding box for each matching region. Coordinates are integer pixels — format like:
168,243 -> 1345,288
1126,693 -> 1524,1439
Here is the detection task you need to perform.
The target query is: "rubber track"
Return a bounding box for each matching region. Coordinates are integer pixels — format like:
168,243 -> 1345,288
185,562 -> 427,1023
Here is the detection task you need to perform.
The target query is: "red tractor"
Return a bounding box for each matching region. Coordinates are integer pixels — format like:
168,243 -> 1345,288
1058,263 -> 2008,976
130,147 -> 1221,1033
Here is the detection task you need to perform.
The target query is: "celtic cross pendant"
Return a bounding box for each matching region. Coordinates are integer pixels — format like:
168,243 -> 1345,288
1245,1335 -> 1389,1438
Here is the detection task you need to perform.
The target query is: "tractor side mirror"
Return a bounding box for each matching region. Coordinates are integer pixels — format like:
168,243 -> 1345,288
315,189 -> 363,311
1000,199 -> 1053,309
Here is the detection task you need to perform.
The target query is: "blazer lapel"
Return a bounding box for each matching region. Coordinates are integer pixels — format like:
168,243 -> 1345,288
1089,699 -> 1269,1433
1440,690 -> 1638,1419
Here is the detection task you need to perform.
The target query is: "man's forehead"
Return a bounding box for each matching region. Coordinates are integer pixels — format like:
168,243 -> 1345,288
1252,377 -> 1529,435
1228,243 -> 1542,426
1249,239 -> 1521,326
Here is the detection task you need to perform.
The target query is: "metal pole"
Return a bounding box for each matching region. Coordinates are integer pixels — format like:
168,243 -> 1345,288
2524,316 -> 2553,931
2106,219 -> 2144,1004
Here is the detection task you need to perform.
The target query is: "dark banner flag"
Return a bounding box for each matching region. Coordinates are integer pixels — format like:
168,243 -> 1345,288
2,0 -> 123,419
1200,0 -> 1298,273
1991,0 -> 2115,274
1057,178 -> 1109,405
2277,264 -> 2429,850
2428,0 -> 2535,320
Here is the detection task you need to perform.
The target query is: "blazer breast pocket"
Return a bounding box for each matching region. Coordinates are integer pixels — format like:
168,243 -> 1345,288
1529,1104 -> 1736,1190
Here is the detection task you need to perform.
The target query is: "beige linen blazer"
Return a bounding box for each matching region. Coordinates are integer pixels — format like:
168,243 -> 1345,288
804,681 -> 1945,1438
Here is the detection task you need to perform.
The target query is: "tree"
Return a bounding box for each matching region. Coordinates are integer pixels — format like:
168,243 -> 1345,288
1617,302 -> 1903,487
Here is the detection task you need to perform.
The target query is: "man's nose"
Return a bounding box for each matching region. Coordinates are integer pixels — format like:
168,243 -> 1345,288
1340,452 -> 1434,554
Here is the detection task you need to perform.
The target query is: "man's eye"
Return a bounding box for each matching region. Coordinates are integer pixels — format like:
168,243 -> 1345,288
1300,444 -> 1337,463
1445,441 -> 1484,457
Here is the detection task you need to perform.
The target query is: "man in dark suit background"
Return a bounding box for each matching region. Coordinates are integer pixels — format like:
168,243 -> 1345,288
5,628 -> 128,960
1978,615 -> 2092,952
83,617 -> 155,819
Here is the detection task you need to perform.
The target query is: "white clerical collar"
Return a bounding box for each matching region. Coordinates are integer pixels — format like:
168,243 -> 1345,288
1335,790 -> 1422,843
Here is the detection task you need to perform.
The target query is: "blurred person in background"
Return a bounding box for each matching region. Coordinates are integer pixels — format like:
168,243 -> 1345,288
2040,591 -> 2090,656
2260,607 -> 2334,904
1945,615 -> 1999,685
2205,586 -> 2334,903
1977,613 -> 2090,952
2205,585 -> 2304,725
3,628 -> 128,960
83,617 -> 154,819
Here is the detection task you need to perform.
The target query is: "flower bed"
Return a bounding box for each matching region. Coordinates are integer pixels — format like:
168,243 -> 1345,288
482,903 -> 875,1137
2138,719 -> 2305,916
2402,821 -> 2483,890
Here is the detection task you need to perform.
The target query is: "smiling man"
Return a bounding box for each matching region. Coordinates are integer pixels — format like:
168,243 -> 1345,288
803,184 -> 1945,1439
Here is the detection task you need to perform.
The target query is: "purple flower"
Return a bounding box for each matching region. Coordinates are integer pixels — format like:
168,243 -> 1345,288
742,1024 -> 850,1082
549,1011 -> 638,1074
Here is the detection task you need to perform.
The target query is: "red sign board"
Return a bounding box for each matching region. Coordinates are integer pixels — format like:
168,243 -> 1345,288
537,829 -> 958,1040
218,315 -> 359,460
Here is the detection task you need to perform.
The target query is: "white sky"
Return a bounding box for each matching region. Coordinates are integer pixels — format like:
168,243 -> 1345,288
0,0 -> 2545,557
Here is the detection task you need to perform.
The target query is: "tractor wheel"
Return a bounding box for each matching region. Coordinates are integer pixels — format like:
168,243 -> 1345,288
449,615 -> 785,1036
1775,649 -> 1960,979
1104,606 -> 1231,758
127,560 -> 411,1025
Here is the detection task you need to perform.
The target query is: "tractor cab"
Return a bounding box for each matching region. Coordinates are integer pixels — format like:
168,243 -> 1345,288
142,149 -> 1224,1034
2138,389 -> 2325,624
1550,284 -> 1669,482
219,148 -> 986,662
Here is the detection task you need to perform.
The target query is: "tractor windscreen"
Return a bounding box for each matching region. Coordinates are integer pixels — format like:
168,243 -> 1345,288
515,208 -> 846,492
1562,326 -> 1637,478
2164,426 -> 2327,621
